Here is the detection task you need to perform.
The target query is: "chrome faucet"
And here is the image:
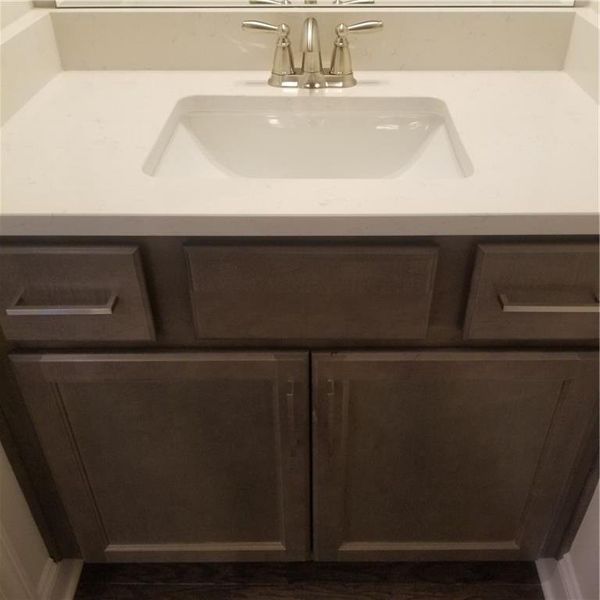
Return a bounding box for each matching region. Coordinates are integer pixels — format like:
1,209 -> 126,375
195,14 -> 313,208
242,17 -> 383,88
299,18 -> 324,88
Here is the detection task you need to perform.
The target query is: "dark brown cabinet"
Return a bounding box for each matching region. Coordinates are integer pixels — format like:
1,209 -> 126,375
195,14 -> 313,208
1,238 -> 598,564
464,244 -> 599,341
312,351 -> 598,561
184,245 -> 438,342
15,350 -> 597,563
0,246 -> 155,343
10,352 -> 310,562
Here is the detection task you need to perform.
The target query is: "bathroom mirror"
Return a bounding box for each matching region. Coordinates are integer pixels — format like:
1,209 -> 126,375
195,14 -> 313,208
55,0 -> 575,7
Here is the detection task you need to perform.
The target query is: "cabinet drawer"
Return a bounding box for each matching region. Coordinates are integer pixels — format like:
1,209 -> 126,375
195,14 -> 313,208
185,245 -> 438,341
464,244 -> 599,341
0,246 -> 155,342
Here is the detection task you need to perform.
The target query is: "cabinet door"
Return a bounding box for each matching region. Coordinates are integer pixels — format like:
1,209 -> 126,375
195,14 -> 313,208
11,352 -> 309,562
312,351 -> 598,561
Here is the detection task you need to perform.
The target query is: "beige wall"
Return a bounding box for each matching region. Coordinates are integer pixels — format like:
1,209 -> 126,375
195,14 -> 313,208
0,1 -> 33,29
0,2 -> 62,124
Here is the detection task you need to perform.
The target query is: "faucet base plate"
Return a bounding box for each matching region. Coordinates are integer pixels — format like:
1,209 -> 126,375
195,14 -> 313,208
268,73 -> 357,89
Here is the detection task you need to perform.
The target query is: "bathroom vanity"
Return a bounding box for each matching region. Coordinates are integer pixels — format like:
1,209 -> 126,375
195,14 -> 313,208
0,3 -> 598,566
0,236 -> 597,563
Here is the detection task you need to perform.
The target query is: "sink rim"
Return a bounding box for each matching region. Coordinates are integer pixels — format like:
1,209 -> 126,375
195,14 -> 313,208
143,94 -> 474,180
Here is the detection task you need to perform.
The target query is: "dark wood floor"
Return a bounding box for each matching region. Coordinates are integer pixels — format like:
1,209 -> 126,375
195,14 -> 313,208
75,562 -> 545,599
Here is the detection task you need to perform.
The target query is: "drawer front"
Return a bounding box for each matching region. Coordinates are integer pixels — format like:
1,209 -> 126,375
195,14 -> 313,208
185,245 -> 438,341
464,244 -> 599,341
0,246 -> 155,342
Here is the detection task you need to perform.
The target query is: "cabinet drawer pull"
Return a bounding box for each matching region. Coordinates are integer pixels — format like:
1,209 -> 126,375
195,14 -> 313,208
6,291 -> 118,317
498,292 -> 600,314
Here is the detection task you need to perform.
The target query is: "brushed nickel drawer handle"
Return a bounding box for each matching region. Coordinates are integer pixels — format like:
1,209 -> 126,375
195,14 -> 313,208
6,291 -> 118,317
498,293 -> 600,314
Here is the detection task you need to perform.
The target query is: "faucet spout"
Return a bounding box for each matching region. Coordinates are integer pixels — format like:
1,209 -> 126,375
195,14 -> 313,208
300,17 -> 324,87
302,17 -> 319,55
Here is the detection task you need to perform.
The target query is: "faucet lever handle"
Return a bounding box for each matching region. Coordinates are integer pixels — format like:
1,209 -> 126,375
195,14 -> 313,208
329,20 -> 382,80
242,20 -> 288,34
249,0 -> 292,4
340,20 -> 383,35
242,21 -> 295,79
333,0 -> 375,5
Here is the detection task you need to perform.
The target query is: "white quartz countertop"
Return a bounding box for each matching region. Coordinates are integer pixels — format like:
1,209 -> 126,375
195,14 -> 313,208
1,69 -> 598,236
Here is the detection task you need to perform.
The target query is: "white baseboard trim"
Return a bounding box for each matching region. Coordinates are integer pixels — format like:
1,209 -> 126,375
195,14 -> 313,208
537,556 -> 585,600
0,520 -> 82,600
37,558 -> 59,599
40,558 -> 83,600
558,555 -> 585,600
537,558 -> 568,600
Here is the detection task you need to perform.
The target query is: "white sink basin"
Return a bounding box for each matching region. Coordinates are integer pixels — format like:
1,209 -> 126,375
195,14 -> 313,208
144,96 -> 472,180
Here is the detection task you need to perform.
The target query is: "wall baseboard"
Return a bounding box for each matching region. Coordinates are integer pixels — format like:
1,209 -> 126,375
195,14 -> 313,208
558,555 -> 585,600
39,558 -> 83,600
537,556 -> 586,600
37,558 -> 59,599
0,523 -> 82,600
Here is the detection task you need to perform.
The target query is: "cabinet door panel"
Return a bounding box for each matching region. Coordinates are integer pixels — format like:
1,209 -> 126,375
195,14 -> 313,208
312,351 -> 598,561
11,352 -> 309,562
185,245 -> 438,342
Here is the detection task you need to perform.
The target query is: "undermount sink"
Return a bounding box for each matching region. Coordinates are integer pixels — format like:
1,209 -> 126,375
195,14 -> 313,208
144,96 -> 473,180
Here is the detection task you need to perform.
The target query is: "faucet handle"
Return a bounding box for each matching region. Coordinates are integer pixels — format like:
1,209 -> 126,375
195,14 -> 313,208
249,0 -> 292,5
242,20 -> 288,33
333,0 -> 375,4
329,20 -> 382,82
242,21 -> 296,79
338,20 -> 383,34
